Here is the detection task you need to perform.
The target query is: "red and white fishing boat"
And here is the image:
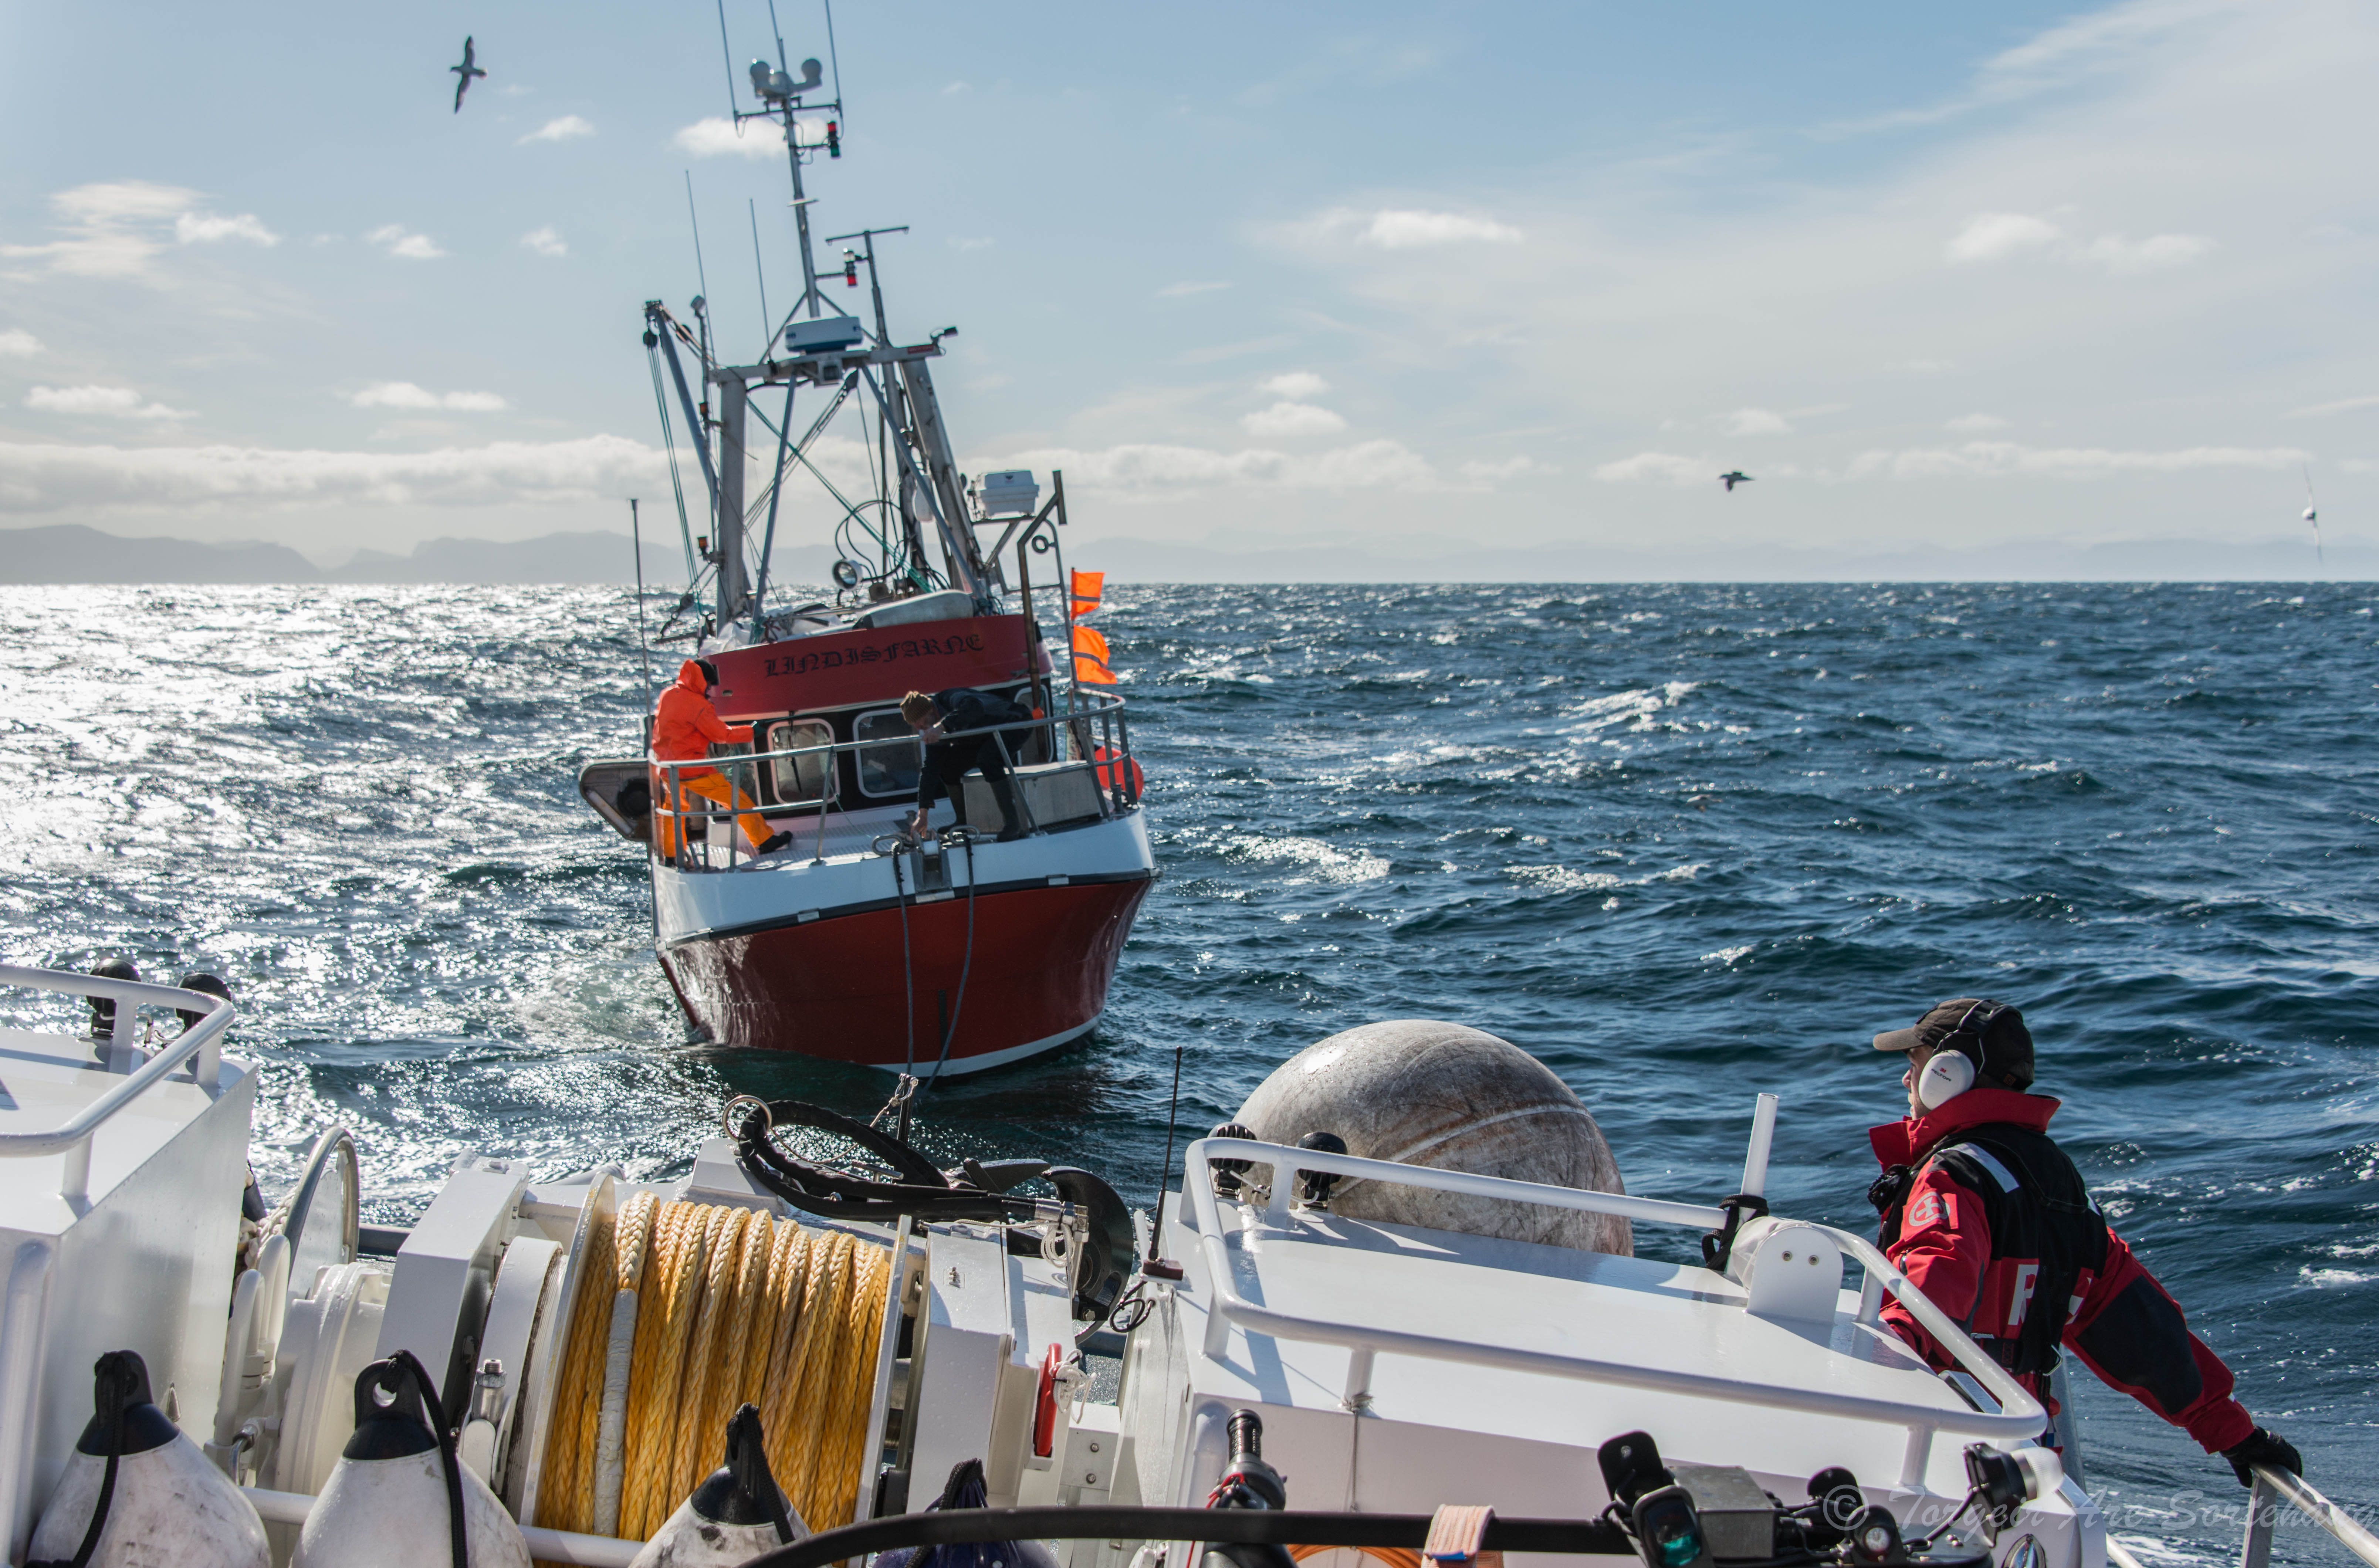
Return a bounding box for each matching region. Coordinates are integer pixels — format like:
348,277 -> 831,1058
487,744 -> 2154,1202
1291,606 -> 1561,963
580,37 -> 1153,1074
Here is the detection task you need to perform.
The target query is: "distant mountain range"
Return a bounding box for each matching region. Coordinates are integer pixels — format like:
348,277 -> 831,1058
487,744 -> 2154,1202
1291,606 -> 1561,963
0,521 -> 2363,584
0,524 -> 836,586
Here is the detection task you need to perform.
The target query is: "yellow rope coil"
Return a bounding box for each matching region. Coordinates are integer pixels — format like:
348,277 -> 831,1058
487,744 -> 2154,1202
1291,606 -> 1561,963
536,1196 -> 890,1546
533,1200 -> 610,1536
666,1204 -> 751,1509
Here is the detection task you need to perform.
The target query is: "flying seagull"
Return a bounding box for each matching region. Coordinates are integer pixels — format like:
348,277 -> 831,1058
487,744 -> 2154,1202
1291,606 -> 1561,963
451,37 -> 487,113
1720,470 -> 1752,492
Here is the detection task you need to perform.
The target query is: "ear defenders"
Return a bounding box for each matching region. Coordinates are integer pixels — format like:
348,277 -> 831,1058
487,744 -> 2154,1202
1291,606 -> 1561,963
1915,999 -> 2006,1110
1916,1048 -> 1977,1109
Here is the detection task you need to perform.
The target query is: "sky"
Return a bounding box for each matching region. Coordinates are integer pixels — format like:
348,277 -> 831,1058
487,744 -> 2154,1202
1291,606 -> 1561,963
1,0 -> 2374,574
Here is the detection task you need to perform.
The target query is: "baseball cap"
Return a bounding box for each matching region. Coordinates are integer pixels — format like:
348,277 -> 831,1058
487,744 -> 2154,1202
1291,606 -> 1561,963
1872,998 -> 2035,1089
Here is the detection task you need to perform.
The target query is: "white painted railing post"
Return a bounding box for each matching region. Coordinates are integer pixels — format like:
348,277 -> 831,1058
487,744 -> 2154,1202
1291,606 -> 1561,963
2239,1472 -> 2277,1568
1740,1092 -> 1778,1198
58,1138 -> 90,1205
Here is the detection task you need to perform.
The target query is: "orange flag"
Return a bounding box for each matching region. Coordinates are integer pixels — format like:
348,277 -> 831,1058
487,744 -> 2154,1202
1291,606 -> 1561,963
1069,568 -> 1104,622
1071,624 -> 1117,685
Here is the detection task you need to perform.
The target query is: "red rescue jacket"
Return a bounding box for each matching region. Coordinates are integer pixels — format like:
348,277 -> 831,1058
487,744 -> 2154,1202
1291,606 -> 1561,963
650,659 -> 752,766
1871,1087 -> 2253,1453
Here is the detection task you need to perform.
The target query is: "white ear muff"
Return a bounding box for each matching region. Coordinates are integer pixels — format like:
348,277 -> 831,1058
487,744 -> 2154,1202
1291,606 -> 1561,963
1918,1049 -> 1976,1110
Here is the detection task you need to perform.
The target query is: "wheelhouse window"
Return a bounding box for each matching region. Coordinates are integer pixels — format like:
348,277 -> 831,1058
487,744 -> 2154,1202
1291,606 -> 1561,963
764,719 -> 835,804
853,707 -> 921,798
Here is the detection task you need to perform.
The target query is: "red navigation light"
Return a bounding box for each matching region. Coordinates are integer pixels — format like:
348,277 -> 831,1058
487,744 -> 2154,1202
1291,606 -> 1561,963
825,121 -> 840,158
842,251 -> 859,287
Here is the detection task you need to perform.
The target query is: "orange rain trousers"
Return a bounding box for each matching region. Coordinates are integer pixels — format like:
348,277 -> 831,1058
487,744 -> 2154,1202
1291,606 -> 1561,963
657,768 -> 772,854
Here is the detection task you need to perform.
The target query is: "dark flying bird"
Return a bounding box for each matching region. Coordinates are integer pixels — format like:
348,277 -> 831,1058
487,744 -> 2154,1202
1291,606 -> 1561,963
1720,470 -> 1752,492
451,37 -> 487,113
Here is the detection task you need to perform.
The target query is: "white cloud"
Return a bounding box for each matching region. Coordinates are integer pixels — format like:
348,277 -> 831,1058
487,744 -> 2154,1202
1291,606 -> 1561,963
2078,232 -> 2213,272
671,118 -> 781,159
1947,211 -> 2212,274
1259,371 -> 1329,399
1360,209 -> 1523,249
519,115 -> 594,145
0,329 -> 41,358
2288,393 -> 2379,418
26,385 -> 193,421
520,226 -> 568,258
943,81 -> 971,95
982,439 -> 1435,496
348,382 -> 508,412
1947,212 -> 2063,263
1945,413 -> 2010,432
174,211 -> 278,247
0,434 -> 663,513
1594,452 -> 1710,487
1460,456 -> 1548,483
0,181 -> 199,280
948,237 -> 995,252
1846,440 -> 2310,480
1242,401 -> 1348,437
365,225 -> 445,260
1157,281 -> 1229,298
1726,407 -> 1792,436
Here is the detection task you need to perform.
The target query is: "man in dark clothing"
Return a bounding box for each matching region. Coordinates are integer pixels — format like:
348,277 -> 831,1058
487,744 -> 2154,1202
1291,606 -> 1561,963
1867,997 -> 2302,1488
901,687 -> 1032,842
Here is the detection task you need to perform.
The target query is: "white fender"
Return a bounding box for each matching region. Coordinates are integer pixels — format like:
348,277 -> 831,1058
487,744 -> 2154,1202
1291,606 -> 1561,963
627,1403 -> 805,1568
290,1354 -> 529,1568
293,1448 -> 529,1568
29,1351 -> 269,1568
627,1501 -> 790,1568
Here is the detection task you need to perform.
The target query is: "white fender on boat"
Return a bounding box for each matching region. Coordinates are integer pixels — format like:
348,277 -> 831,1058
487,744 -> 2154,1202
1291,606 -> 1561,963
292,1356 -> 530,1568
1234,1019 -> 1634,1255
28,1350 -> 270,1568
628,1403 -> 806,1568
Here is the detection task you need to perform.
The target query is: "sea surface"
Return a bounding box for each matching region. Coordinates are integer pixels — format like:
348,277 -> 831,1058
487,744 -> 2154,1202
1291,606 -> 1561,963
2,581 -> 2373,1560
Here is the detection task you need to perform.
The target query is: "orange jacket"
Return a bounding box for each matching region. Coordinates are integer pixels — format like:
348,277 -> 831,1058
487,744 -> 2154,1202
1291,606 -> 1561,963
651,659 -> 752,763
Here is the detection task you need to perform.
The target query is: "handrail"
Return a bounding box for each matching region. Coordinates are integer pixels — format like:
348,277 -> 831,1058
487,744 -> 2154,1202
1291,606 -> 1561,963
0,965 -> 236,1202
1182,1137 -> 2048,1463
651,687 -> 1140,866
2241,1466 -> 2379,1568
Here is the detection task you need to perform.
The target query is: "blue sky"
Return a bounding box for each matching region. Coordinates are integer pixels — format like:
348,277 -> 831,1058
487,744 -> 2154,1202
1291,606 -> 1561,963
1,0 -> 2372,571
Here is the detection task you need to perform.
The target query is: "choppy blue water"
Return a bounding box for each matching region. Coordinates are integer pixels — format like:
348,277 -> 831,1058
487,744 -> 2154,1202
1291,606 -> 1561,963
1,581 -> 2372,1559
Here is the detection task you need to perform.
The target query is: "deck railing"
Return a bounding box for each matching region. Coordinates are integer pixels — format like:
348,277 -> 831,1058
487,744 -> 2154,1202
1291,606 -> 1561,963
1183,1127 -> 2050,1490
653,687 -> 1140,871
0,966 -> 235,1202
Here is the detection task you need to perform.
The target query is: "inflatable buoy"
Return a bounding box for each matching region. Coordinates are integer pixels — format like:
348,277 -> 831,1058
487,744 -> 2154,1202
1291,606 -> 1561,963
878,1459 -> 1060,1568
292,1354 -> 528,1568
1234,1020 -> 1633,1256
28,1350 -> 269,1568
629,1403 -> 805,1567
1092,747 -> 1144,803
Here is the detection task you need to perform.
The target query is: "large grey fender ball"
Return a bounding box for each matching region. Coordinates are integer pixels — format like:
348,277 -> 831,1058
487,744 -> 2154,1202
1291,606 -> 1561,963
1235,1019 -> 1632,1256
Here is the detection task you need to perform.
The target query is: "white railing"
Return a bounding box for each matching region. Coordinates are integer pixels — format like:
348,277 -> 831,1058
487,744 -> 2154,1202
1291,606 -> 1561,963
655,687 -> 1142,871
0,965 -> 235,1203
1183,1133 -> 2049,1477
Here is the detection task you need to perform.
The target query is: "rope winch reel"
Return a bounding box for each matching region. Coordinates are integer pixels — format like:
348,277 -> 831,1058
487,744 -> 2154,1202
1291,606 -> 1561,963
727,1097 -> 1134,1330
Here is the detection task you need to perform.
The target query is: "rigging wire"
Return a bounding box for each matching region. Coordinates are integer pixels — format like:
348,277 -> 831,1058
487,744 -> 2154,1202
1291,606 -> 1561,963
644,341 -> 702,588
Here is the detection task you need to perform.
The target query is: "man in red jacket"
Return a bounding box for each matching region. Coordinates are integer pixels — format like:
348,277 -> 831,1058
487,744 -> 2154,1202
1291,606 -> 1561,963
650,658 -> 792,860
1867,997 -> 2301,1487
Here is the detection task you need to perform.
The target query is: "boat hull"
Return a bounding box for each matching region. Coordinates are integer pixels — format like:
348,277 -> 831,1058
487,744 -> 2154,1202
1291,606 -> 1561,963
659,873 -> 1151,1071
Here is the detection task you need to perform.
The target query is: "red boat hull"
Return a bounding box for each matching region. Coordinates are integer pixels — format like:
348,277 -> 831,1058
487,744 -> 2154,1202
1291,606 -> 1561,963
658,876 -> 1152,1070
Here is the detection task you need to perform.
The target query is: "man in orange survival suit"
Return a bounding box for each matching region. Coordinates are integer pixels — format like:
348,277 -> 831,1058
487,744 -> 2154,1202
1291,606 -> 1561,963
1866,998 -> 2302,1487
650,658 -> 792,860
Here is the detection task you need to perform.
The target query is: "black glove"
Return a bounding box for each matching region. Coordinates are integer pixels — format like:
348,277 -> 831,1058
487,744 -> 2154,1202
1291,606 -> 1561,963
1868,1164 -> 1914,1216
2222,1427 -> 2303,1488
